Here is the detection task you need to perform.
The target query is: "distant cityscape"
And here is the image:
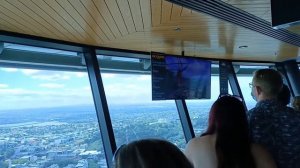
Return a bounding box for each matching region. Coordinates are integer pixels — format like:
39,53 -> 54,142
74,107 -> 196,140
0,101 -> 237,168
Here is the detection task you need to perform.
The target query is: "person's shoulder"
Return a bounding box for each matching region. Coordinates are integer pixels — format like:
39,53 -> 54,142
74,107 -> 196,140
185,135 -> 213,152
186,136 -> 209,147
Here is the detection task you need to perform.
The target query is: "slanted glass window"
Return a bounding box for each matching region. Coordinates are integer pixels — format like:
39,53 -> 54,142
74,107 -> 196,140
0,67 -> 107,168
99,56 -> 186,149
186,74 -> 220,136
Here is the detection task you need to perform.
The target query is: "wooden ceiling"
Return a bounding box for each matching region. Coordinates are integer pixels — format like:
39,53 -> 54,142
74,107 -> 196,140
0,0 -> 299,62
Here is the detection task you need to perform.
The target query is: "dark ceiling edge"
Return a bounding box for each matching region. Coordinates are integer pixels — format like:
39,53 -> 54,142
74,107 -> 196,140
0,30 -> 277,64
168,0 -> 300,47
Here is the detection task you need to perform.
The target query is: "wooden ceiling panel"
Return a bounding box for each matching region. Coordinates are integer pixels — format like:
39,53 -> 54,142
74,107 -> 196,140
0,1 -> 52,38
103,0 -> 129,36
0,0 -> 299,62
23,0 -> 81,42
171,3 -> 182,20
92,0 -> 121,38
128,0 -> 144,32
161,1 -> 172,24
55,0 -> 104,43
181,8 -> 192,17
10,0 -> 73,41
32,0 -> 85,42
71,0 -> 112,41
44,0 -> 93,43
151,0 -> 162,27
140,0 -> 152,30
115,0 -> 136,34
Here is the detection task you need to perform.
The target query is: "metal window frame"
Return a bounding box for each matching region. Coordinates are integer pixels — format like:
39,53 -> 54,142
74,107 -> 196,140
84,48 -> 117,168
276,61 -> 300,96
175,100 -> 195,142
219,61 -> 247,110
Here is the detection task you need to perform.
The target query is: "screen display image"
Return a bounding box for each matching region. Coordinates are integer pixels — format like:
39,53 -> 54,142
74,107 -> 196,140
152,53 -> 211,100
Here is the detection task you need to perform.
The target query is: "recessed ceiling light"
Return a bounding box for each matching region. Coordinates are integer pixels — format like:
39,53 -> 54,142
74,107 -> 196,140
174,27 -> 181,31
238,45 -> 248,49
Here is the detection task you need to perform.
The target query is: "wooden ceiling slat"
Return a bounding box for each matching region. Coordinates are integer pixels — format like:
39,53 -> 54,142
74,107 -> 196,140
32,0 -> 86,42
8,0 -> 67,40
103,0 -> 129,36
0,22 -> 25,34
181,8 -> 192,16
171,4 -> 182,20
115,0 -> 136,34
18,0 -> 78,42
151,0 -> 162,27
92,0 -> 122,38
0,11 -> 31,34
0,0 -> 299,61
161,1 -> 172,24
55,0 -> 104,43
79,0 -> 116,40
70,0 -> 110,41
45,0 -> 93,43
140,0 -> 151,30
128,0 -> 144,32
0,0 -> 56,38
0,5 -> 45,37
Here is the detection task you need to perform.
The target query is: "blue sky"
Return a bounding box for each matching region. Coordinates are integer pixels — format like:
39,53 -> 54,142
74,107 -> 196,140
0,67 -> 256,110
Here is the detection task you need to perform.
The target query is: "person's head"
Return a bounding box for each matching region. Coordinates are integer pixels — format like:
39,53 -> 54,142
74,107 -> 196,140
251,69 -> 283,102
113,139 -> 193,168
203,95 -> 255,168
292,96 -> 300,111
278,84 -> 291,106
204,95 -> 249,139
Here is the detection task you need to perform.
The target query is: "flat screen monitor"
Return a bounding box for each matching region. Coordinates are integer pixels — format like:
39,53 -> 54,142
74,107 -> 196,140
271,0 -> 300,29
151,53 -> 211,100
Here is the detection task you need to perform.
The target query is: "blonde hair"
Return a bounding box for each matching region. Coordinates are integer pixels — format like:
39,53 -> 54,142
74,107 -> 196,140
253,69 -> 283,97
292,96 -> 300,111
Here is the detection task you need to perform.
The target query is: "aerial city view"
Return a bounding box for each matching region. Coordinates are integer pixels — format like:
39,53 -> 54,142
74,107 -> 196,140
0,68 -> 255,168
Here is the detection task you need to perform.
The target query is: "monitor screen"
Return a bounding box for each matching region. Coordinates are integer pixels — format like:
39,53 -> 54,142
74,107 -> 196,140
271,0 -> 300,28
151,53 -> 211,100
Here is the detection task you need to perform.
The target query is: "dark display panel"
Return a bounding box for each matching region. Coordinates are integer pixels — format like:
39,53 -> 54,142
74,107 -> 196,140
152,53 -> 211,100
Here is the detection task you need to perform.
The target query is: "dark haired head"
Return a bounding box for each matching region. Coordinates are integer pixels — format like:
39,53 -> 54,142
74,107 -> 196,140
278,84 -> 291,106
114,139 -> 193,168
202,95 -> 255,168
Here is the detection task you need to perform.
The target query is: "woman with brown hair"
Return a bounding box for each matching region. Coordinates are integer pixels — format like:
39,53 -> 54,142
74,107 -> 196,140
184,95 -> 276,168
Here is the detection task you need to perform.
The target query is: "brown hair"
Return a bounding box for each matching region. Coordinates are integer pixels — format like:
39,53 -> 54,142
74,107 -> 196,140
114,139 -> 193,168
202,95 -> 255,168
253,69 -> 283,97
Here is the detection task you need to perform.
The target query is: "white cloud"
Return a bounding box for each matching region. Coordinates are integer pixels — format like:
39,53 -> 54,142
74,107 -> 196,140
21,69 -> 40,75
0,84 -> 8,88
39,83 -> 65,89
19,70 -> 71,81
32,74 -> 70,81
83,86 -> 91,91
137,75 -> 151,81
102,73 -> 116,78
0,87 -> 93,110
75,72 -> 87,78
1,68 -> 18,72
